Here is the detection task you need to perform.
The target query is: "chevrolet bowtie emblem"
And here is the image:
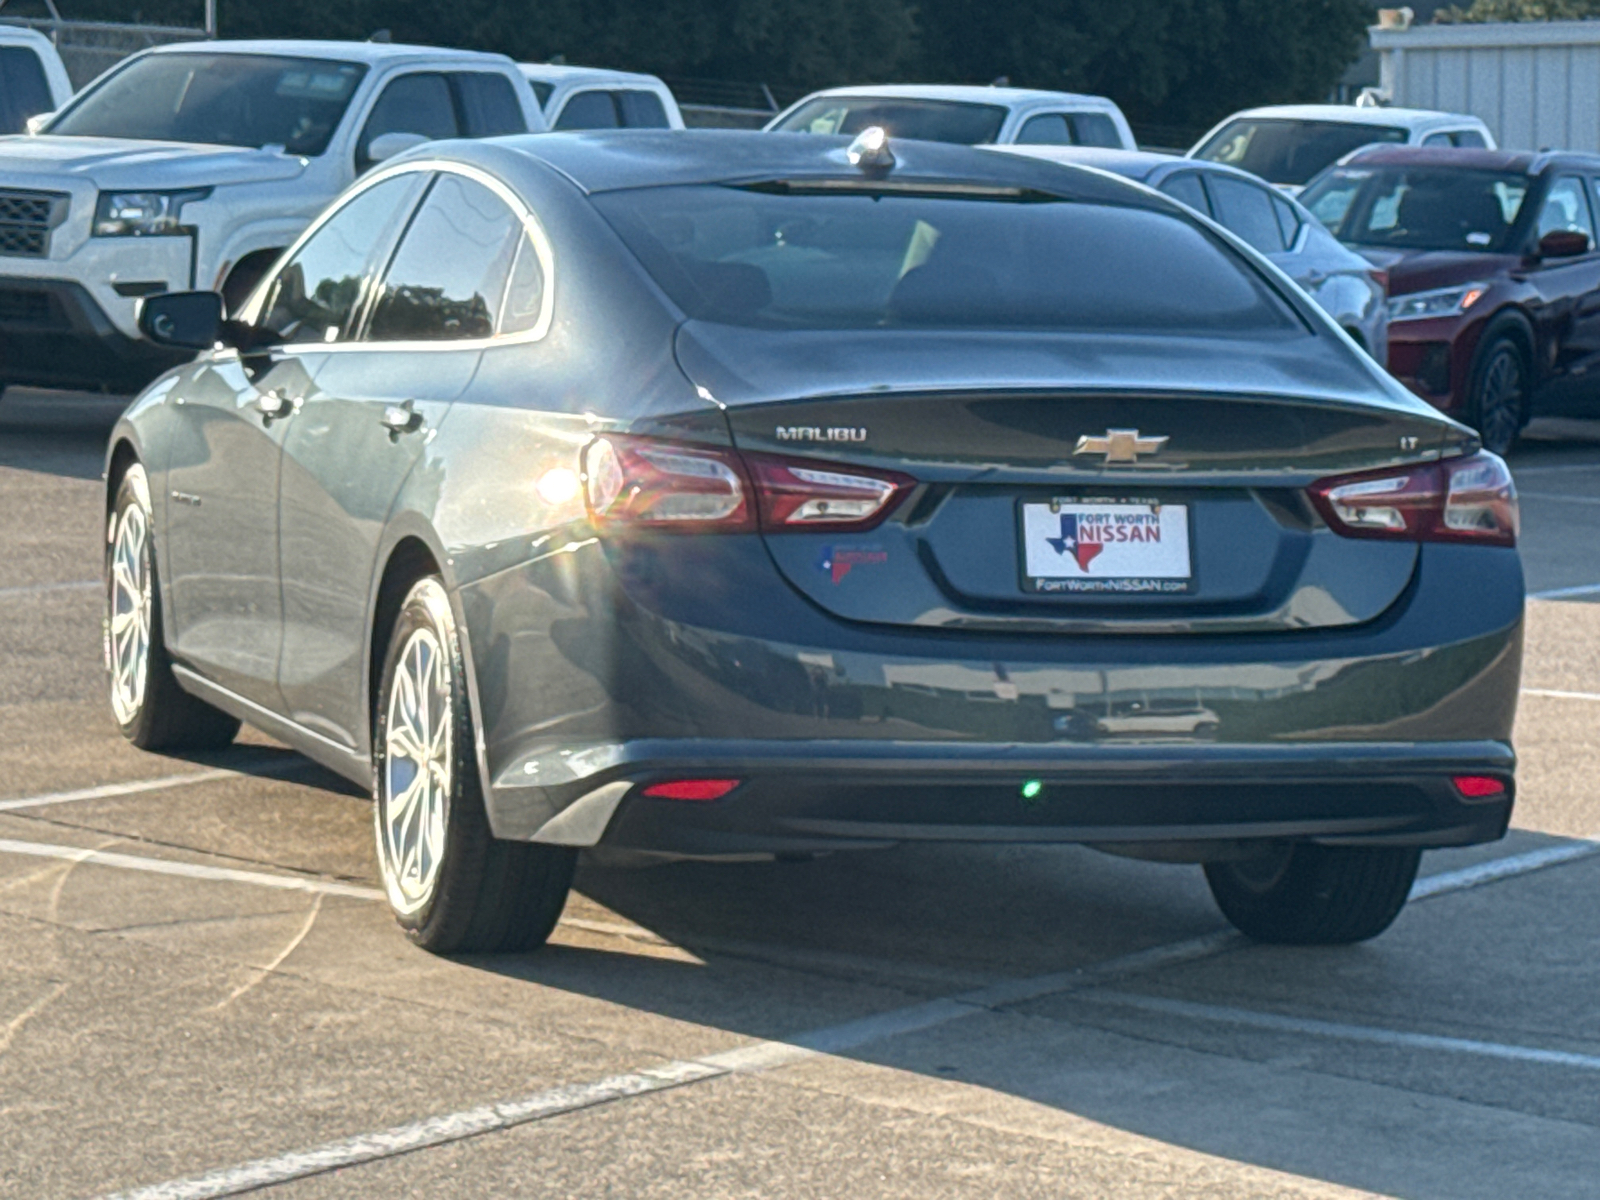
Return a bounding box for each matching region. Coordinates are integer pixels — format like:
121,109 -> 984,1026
1073,428 -> 1169,464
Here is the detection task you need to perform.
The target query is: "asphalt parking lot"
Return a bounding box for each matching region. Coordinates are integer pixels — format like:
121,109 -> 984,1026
2,389 -> 1598,1200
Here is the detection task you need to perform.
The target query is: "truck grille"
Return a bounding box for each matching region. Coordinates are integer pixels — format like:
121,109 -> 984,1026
0,189 -> 68,258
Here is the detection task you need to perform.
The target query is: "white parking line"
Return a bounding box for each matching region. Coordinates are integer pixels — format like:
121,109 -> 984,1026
1521,687 -> 1600,703
1078,990 -> 1600,1072
1512,462 -> 1600,476
1529,582 -> 1600,600
0,759 -> 321,813
64,831 -> 1600,1200
0,579 -> 99,599
1518,490 -> 1600,506
0,840 -> 382,900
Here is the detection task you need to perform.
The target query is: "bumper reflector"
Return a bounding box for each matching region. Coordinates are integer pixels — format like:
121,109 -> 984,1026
640,778 -> 741,801
1451,775 -> 1507,799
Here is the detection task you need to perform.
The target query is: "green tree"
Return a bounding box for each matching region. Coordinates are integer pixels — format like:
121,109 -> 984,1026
1437,0 -> 1600,20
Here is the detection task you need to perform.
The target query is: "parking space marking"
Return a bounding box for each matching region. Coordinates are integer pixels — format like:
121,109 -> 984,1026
1077,990 -> 1600,1072
0,760 -> 321,813
1512,462 -> 1600,476
1519,491 -> 1600,505
1528,582 -> 1600,600
77,833 -> 1600,1200
0,839 -> 382,900
1521,687 -> 1600,702
0,579 -> 99,600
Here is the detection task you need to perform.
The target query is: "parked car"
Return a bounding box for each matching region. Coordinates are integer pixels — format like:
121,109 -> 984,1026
1301,144 -> 1600,453
519,63 -> 683,131
766,84 -> 1135,148
0,25 -> 72,136
1190,104 -> 1495,194
108,130 -> 1520,955
0,38 -> 543,398
998,146 -> 1388,363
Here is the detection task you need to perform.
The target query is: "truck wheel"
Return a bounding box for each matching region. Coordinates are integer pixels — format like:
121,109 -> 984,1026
106,463 -> 241,750
1204,842 -> 1421,945
374,576 -> 575,953
1468,334 -> 1527,456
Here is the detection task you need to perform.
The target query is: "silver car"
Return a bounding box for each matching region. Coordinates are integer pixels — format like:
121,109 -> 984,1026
999,146 -> 1389,365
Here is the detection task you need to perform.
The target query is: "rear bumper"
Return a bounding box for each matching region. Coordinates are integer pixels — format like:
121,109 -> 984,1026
0,277 -> 192,392
504,738 -> 1514,856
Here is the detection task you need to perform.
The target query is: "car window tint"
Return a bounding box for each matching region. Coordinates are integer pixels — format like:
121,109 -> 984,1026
1207,175 -> 1285,253
1423,132 -> 1452,147
1068,112 -> 1123,148
554,90 -> 618,130
1272,194 -> 1303,248
367,173 -> 521,342
1453,130 -> 1488,148
1537,175 -> 1596,247
1193,118 -> 1408,186
1016,114 -> 1072,145
617,90 -> 670,128
454,72 -> 526,137
259,174 -> 424,344
358,73 -> 458,168
1157,172 -> 1210,215
499,233 -> 546,335
0,47 -> 53,136
527,80 -> 554,108
768,97 -> 1007,145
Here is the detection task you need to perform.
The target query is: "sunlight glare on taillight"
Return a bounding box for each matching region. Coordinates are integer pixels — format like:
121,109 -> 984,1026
581,436 -> 753,531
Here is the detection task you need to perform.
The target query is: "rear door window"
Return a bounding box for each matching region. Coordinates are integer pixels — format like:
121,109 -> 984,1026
554,90 -> 618,130
1272,194 -> 1303,249
1016,114 -> 1071,145
453,72 -> 526,137
1453,130 -> 1488,148
1068,112 -> 1122,148
357,73 -> 458,169
366,173 -> 522,342
1157,172 -> 1211,215
0,46 -> 52,135
1423,132 -> 1452,148
617,90 -> 670,128
1537,175 -> 1596,249
1207,175 -> 1286,253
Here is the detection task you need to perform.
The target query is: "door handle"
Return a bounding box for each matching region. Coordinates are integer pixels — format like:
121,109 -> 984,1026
380,402 -> 424,436
256,389 -> 295,420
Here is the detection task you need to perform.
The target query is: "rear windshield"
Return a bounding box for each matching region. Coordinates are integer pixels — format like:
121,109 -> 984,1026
50,53 -> 367,156
1301,166 -> 1529,252
770,97 -> 1007,145
594,184 -> 1302,334
1193,118 -> 1408,186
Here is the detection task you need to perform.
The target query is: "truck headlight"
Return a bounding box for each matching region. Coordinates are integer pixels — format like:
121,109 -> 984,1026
93,189 -> 211,237
1386,282 -> 1489,323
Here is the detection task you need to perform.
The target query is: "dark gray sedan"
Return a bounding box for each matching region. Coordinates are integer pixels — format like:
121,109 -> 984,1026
106,130 -> 1523,955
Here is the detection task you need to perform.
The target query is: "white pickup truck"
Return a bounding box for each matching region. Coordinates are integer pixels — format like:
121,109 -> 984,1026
0,38 -> 544,396
0,25 -> 73,136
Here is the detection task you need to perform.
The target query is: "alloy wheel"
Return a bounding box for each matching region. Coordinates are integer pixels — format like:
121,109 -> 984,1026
378,625 -> 453,915
1477,345 -> 1524,456
107,502 -> 152,726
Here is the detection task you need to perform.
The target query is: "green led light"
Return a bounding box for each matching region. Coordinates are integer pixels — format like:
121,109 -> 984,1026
1020,779 -> 1043,800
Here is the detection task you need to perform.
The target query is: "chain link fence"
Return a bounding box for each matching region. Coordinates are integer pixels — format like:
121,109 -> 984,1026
0,4 -> 206,90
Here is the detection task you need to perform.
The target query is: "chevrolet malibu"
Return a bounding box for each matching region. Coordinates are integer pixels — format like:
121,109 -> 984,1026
105,130 -> 1523,955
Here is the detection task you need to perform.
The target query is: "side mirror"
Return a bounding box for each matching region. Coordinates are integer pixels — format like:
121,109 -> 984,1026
25,112 -> 54,136
366,131 -> 430,165
1537,229 -> 1591,259
138,291 -> 224,350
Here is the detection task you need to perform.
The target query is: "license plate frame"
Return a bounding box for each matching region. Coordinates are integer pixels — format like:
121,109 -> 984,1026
1017,496 -> 1195,595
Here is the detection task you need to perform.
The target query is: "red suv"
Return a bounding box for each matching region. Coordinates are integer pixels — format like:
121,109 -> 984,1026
1301,145 -> 1600,453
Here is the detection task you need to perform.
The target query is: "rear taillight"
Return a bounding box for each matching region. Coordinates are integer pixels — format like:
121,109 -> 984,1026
1307,451 -> 1517,548
581,436 -> 912,534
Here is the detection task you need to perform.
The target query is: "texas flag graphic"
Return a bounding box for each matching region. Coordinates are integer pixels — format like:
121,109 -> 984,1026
1045,513 -> 1103,572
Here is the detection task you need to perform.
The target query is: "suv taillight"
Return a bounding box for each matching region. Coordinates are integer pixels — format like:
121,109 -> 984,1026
581,436 -> 913,534
1307,451 -> 1517,547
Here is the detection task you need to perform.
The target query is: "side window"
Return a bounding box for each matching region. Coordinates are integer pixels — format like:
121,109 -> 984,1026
1068,112 -> 1123,148
499,234 -> 547,335
554,90 -> 619,130
617,90 -> 670,129
1016,114 -> 1071,145
1423,132 -> 1453,148
1453,130 -> 1488,149
1157,172 -> 1211,216
366,173 -> 522,342
1537,175 -> 1596,248
357,73 -> 459,170
1207,175 -> 1286,254
1272,194 -> 1303,249
453,72 -> 527,137
258,174 -> 424,344
0,47 -> 53,136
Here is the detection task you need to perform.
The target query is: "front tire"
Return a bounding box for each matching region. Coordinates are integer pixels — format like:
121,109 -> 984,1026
1204,842 -> 1421,945
1467,333 -> 1527,457
105,463 -> 241,750
374,576 -> 575,953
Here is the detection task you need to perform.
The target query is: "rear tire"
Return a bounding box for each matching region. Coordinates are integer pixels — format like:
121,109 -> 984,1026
1467,333 -> 1527,457
1204,842 -> 1421,945
374,576 -> 575,954
105,463 -> 241,750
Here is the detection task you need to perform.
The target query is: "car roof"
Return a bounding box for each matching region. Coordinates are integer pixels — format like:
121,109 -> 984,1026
460,128 -> 1149,204
518,63 -> 665,87
1340,144 -> 1551,172
146,38 -> 517,67
1220,104 -> 1484,130
791,84 -> 1119,111
0,25 -> 55,47
990,145 -> 1177,180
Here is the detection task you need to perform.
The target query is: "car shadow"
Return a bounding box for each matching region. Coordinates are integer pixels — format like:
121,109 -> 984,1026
0,388 -> 129,481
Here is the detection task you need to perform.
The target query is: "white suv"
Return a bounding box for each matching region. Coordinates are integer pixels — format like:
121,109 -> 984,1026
0,38 -> 543,396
